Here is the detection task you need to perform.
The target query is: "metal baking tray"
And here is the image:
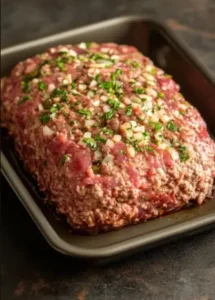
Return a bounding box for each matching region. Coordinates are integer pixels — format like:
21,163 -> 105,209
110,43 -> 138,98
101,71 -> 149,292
1,16 -> 215,262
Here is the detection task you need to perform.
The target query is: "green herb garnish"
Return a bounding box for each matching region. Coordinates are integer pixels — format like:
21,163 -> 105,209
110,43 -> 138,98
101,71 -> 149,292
142,132 -> 149,137
144,145 -> 156,154
91,53 -> 105,60
157,92 -> 164,99
111,69 -> 122,80
83,138 -> 97,150
103,109 -> 115,120
38,81 -> 47,91
60,154 -> 70,165
150,68 -> 156,75
56,57 -> 66,71
132,61 -> 139,68
180,110 -> 187,116
167,121 -> 178,132
17,95 -> 31,106
39,112 -> 50,124
102,127 -> 114,135
178,146 -> 190,162
77,109 -> 92,118
86,42 -> 92,49
95,135 -> 107,144
155,122 -> 163,132
21,80 -> 30,93
50,103 -> 61,114
135,87 -> 145,94
126,105 -> 132,116
71,82 -> 76,89
107,98 -> 120,110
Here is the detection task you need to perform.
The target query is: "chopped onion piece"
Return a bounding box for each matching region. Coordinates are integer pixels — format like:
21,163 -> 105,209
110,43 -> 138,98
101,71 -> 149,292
103,104 -> 111,112
68,49 -> 77,56
143,73 -> 156,81
93,100 -> 100,106
168,148 -> 179,160
85,120 -> 95,127
127,145 -> 136,158
43,126 -> 54,136
160,115 -> 170,123
89,80 -> 97,88
83,132 -> 91,138
79,84 -> 87,91
38,104 -> 44,111
78,43 -> 87,49
48,83 -> 56,92
113,135 -> 122,142
106,139 -> 114,148
100,95 -> 107,102
146,87 -> 157,97
103,154 -> 114,166
94,150 -> 102,160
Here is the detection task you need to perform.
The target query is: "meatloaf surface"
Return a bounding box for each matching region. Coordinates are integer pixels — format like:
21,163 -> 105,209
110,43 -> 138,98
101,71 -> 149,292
1,42 -> 215,233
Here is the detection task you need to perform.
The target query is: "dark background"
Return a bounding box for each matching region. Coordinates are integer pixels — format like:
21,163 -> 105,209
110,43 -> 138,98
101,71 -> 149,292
1,0 -> 215,299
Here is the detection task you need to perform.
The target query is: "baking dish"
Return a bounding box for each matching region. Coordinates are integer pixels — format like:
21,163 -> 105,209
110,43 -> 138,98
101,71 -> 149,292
1,16 -> 215,261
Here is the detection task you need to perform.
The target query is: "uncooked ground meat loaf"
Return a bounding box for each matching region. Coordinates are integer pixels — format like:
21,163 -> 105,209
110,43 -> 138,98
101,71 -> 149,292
1,42 -> 215,233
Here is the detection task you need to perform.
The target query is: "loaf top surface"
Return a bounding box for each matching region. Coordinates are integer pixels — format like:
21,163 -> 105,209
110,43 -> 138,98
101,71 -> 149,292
1,42 -> 215,231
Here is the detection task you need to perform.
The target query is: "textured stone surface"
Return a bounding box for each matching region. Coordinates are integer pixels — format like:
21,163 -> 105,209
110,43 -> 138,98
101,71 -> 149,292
1,0 -> 215,299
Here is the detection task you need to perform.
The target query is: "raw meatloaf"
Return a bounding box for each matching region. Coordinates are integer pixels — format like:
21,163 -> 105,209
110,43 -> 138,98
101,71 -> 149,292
1,42 -> 215,233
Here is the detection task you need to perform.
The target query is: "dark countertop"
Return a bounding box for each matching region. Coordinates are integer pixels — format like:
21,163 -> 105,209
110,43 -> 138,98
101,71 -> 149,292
1,0 -> 215,299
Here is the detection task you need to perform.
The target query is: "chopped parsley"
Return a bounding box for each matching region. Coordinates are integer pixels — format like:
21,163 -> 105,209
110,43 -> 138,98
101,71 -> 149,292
157,92 -> 164,98
107,98 -> 120,110
126,105 -> 132,116
99,81 -> 112,91
135,87 -> 145,94
59,51 -> 68,55
91,53 -> 106,60
144,145 -> 156,154
150,68 -> 156,75
155,122 -> 163,132
132,61 -> 139,68
21,80 -> 30,93
77,109 -> 92,118
39,112 -> 50,124
17,95 -> 31,106
56,57 -> 66,71
95,135 -> 107,144
111,69 -> 122,80
180,110 -> 187,116
103,109 -> 115,120
83,138 -> 97,150
50,103 -> 61,114
178,146 -> 190,162
167,121 -> 178,132
102,127 -> 114,135
142,132 -> 149,137
51,88 -> 68,102
60,154 -> 70,165
38,81 -> 47,91
86,42 -> 92,49
71,82 -> 76,89
94,74 -> 100,83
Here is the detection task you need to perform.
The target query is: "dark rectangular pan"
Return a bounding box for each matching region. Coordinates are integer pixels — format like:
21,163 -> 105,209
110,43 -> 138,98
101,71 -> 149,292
1,16 -> 215,262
